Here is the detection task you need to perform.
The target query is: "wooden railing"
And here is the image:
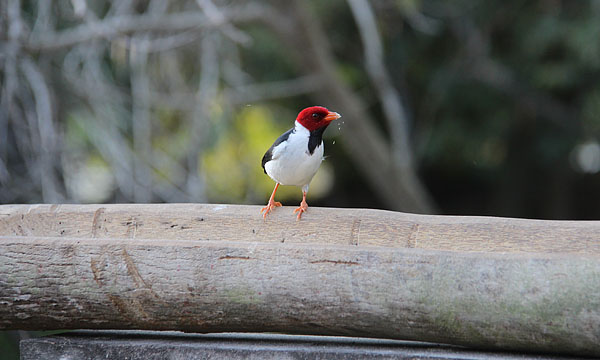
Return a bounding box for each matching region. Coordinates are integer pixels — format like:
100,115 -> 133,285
1,204 -> 599,357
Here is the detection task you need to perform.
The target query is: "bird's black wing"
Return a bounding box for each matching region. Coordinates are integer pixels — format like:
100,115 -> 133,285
262,128 -> 294,174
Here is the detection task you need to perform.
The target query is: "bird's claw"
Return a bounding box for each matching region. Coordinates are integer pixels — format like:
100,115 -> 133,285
293,202 -> 308,220
261,201 -> 282,219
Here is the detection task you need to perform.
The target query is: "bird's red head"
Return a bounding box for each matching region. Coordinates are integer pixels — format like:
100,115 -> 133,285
296,106 -> 341,132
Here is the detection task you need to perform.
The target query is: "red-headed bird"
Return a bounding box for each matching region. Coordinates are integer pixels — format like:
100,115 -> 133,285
261,106 -> 341,220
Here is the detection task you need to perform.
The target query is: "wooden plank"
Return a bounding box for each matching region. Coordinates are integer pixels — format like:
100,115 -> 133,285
1,204 -> 599,253
1,204 -> 600,357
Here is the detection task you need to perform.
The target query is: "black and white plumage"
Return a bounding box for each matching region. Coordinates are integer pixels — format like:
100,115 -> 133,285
260,106 -> 341,220
262,124 -> 324,193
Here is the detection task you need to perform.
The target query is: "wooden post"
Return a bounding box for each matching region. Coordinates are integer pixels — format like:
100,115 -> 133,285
1,204 -> 599,357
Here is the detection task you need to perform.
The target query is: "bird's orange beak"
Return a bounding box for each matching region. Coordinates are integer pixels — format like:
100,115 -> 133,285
324,111 -> 341,122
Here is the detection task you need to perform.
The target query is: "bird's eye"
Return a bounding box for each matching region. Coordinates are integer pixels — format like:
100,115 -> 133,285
312,113 -> 319,118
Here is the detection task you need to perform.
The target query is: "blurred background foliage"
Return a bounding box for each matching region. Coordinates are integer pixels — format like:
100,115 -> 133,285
2,0 -> 600,357
2,0 -> 600,218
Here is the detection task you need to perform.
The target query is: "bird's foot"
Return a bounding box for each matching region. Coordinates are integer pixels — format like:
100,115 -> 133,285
261,200 -> 282,219
293,200 -> 308,220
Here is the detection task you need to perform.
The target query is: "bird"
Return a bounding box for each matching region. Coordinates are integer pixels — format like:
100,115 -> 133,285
261,106 -> 341,220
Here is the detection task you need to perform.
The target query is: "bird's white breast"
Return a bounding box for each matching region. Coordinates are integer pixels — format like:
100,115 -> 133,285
264,121 -> 324,187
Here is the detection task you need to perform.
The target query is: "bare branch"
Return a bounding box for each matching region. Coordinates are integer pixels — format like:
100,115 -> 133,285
31,2 -> 55,35
130,39 -> 153,203
20,56 -> 63,202
347,0 -> 414,166
196,0 -> 252,45
116,31 -> 203,53
7,0 -> 27,41
225,75 -> 322,105
24,5 -> 264,52
0,47 -> 18,168
186,33 -> 222,202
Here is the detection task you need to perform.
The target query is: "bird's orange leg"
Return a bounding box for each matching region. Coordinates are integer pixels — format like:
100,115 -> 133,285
294,191 -> 309,220
261,183 -> 282,219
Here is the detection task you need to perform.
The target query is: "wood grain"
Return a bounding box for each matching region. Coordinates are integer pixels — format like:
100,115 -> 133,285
1,204 -> 599,357
1,203 -> 599,253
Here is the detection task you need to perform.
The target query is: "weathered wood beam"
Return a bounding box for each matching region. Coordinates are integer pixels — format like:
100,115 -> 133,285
1,204 -> 600,357
1,204 -> 599,253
